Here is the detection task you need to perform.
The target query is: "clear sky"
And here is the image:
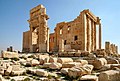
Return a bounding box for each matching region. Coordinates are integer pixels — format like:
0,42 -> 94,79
0,0 -> 120,53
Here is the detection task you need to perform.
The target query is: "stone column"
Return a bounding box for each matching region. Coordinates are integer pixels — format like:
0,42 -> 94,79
47,28 -> 49,52
29,31 -> 33,52
59,37 -> 64,52
99,23 -> 102,49
115,46 -> 118,54
86,16 -> 90,51
91,20 -> 94,51
94,22 -> 96,50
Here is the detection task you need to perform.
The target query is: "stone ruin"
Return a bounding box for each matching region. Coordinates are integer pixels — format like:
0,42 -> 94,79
0,4 -> 120,81
105,41 -> 118,55
22,4 -> 103,53
22,5 -> 49,53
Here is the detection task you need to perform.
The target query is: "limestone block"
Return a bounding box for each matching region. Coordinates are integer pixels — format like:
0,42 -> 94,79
74,52 -> 81,57
49,63 -> 62,69
67,52 -> 74,57
99,70 -> 120,81
48,72 -> 58,78
80,75 -> 98,81
11,65 -> 25,75
49,57 -> 57,63
57,58 -> 73,64
11,68 -> 25,76
36,69 -> 48,77
0,74 -> 3,81
28,68 -> 36,74
2,51 -> 19,58
43,63 -> 51,68
0,67 -> 4,75
39,54 -> 49,65
30,59 -> 39,66
68,64 -> 94,78
107,58 -> 119,64
93,58 -> 107,69
44,57 -> 50,63
26,58 -> 33,62
110,64 -> 120,69
62,62 -> 81,68
60,68 -> 69,75
99,64 -> 111,71
5,66 -> 12,75
81,51 -> 90,57
19,59 -> 26,65
95,49 -> 107,57
75,60 -> 88,65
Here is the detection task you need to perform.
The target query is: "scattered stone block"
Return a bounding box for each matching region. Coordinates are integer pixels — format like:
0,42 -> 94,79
62,62 -> 81,68
2,51 -> 19,58
81,51 -> 90,57
43,63 -> 51,68
49,57 -> 57,63
75,59 -> 88,65
99,70 -> 120,81
36,69 -> 48,77
0,74 -> 3,81
0,66 -> 4,75
80,75 -> 98,81
93,58 -> 107,69
106,58 -> 119,64
5,66 -> 12,75
30,59 -> 39,66
110,64 -> 120,69
57,58 -> 73,64
11,65 -> 25,75
68,64 -> 94,78
49,63 -> 62,69
61,68 -> 69,75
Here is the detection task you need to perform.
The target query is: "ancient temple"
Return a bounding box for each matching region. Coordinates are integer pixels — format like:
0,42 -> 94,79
50,9 -> 102,52
22,5 -> 49,52
22,5 -> 103,53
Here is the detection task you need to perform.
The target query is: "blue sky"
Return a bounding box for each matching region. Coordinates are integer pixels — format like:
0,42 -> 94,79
0,0 -> 120,52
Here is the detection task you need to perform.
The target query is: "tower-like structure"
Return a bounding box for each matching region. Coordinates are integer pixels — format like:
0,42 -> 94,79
23,5 -> 49,52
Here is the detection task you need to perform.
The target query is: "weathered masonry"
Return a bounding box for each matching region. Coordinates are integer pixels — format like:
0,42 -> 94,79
50,9 -> 102,52
22,5 -> 102,53
22,5 -> 49,52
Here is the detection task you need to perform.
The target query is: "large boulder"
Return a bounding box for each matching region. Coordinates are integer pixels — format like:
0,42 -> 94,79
68,64 -> 94,78
36,69 -> 48,77
93,58 -> 107,69
57,58 -> 73,64
49,63 -> 62,69
62,62 -> 81,68
99,70 -> 120,81
2,51 -> 19,58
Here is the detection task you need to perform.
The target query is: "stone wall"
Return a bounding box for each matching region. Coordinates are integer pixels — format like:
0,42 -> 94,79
51,9 -> 101,52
